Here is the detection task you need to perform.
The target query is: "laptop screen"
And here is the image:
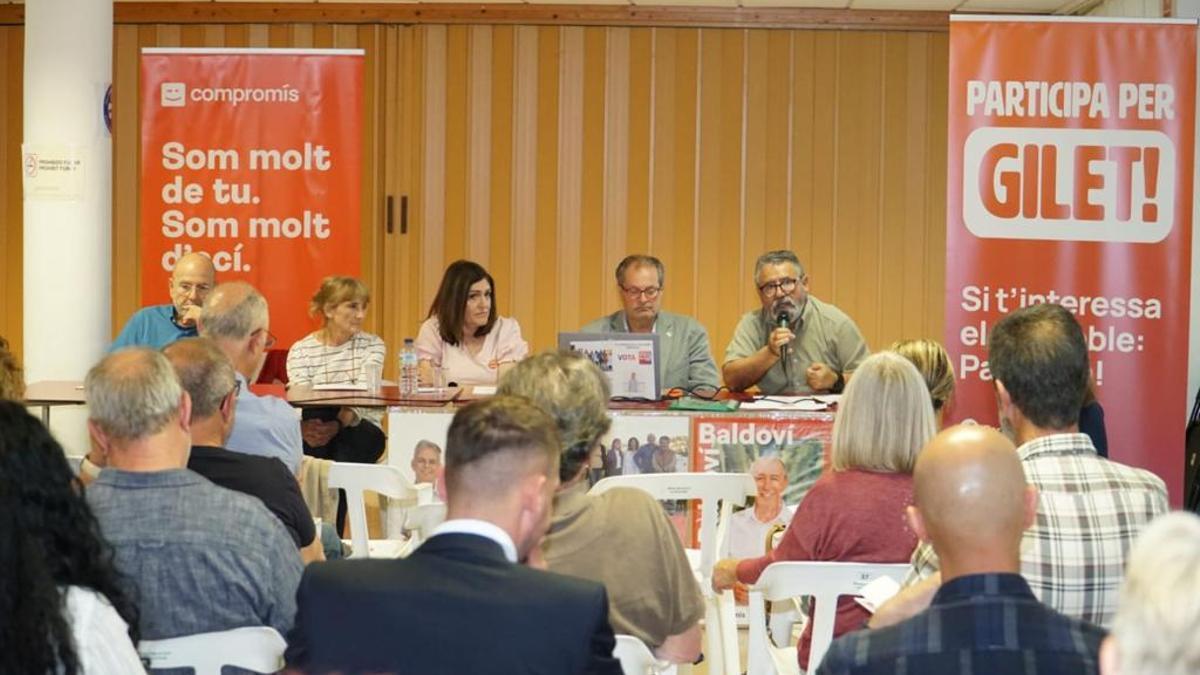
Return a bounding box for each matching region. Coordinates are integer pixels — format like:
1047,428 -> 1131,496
557,332 -> 662,400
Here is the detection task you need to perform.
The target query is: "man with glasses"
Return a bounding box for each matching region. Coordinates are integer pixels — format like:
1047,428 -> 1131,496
110,252 -> 216,350
723,250 -> 868,394
581,254 -> 719,391
199,281 -> 303,475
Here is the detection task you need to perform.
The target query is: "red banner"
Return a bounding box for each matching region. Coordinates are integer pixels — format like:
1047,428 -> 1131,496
945,18 -> 1196,502
140,49 -> 363,346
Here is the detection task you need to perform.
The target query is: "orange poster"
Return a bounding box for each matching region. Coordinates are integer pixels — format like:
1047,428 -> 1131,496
945,18 -> 1196,502
140,48 -> 363,347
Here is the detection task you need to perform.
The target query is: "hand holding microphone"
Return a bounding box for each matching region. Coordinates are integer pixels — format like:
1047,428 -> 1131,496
768,310 -> 794,362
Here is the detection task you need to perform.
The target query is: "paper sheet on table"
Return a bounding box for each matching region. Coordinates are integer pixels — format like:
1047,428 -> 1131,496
739,394 -> 839,411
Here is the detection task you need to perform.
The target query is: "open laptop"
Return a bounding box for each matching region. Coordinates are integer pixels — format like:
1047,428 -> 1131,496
557,332 -> 662,400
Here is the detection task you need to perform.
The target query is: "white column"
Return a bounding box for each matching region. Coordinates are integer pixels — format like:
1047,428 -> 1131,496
23,0 -> 113,452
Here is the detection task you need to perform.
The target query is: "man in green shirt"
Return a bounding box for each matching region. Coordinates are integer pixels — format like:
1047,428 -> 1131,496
723,250 -> 868,395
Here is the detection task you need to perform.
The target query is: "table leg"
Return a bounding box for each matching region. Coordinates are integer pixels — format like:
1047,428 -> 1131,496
41,405 -> 50,426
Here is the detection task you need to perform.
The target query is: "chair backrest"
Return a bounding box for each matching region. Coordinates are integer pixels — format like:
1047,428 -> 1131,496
746,561 -> 911,675
138,626 -> 286,675
402,501 -> 448,550
327,463 -> 423,558
612,635 -> 678,675
589,472 -> 756,579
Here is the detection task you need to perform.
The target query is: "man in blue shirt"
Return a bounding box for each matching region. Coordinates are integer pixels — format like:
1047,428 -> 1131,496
817,425 -> 1105,675
199,281 -> 303,475
110,252 -> 216,350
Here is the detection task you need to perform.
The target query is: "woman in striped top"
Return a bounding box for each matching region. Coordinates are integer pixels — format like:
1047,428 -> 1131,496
287,277 -> 387,530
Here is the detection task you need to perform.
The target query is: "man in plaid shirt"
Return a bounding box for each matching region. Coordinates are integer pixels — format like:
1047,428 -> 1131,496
871,303 -> 1168,630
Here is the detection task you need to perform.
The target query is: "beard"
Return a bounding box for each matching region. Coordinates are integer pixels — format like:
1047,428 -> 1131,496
765,296 -> 801,324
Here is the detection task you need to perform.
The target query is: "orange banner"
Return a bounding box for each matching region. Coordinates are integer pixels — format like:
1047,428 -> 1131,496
945,18 -> 1196,503
140,48 -> 363,347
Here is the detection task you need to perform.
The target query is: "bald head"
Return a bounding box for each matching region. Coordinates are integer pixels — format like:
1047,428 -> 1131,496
169,253 -> 216,326
911,425 -> 1033,570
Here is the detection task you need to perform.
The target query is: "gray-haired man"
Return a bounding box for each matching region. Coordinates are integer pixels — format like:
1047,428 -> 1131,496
723,250 -> 868,394
84,347 -> 302,640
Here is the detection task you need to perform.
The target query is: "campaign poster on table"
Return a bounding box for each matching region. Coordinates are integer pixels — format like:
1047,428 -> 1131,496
690,414 -> 833,507
944,17 -> 1195,502
140,48 -> 363,347
598,413 -> 692,542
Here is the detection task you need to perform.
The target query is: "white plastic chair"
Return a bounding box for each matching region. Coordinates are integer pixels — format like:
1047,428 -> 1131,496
745,561 -> 910,675
590,472 -> 755,675
138,626 -> 285,674
397,500 -> 448,556
327,462 -> 433,559
612,635 -> 678,675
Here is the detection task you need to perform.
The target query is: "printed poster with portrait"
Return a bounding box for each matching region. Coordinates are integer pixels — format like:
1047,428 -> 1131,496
690,414 -> 834,507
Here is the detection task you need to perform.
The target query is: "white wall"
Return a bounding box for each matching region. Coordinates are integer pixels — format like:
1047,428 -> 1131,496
1088,0 -> 1164,16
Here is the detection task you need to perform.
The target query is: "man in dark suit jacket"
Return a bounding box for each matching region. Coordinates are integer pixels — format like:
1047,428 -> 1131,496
285,396 -> 622,675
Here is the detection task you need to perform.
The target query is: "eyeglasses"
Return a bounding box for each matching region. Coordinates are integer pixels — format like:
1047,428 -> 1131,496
173,282 -> 213,295
620,285 -> 662,300
226,380 -> 242,400
758,277 -> 799,296
254,328 -> 278,350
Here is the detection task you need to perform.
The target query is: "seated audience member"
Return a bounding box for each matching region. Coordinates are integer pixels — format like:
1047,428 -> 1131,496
83,348 -> 302,640
1101,512 -> 1200,675
580,254 -> 719,391
0,335 -> 23,400
416,260 -> 529,386
285,397 -> 621,674
890,338 -> 954,426
726,456 -> 794,560
286,276 -> 387,466
411,439 -> 443,485
199,281 -> 304,475
872,303 -> 1168,629
0,401 -> 143,674
497,351 -> 704,664
723,249 -> 868,394
713,351 -> 934,670
164,338 -> 323,563
110,252 -> 215,350
818,425 -> 1105,675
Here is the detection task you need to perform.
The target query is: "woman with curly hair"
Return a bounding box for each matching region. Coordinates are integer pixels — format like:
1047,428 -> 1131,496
0,401 -> 143,673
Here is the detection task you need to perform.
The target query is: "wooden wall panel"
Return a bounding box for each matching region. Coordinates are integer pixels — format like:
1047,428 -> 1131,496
0,27 -> 21,356
398,25 -> 950,369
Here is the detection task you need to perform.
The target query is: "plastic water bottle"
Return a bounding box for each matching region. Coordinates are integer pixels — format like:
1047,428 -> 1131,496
399,338 -> 419,396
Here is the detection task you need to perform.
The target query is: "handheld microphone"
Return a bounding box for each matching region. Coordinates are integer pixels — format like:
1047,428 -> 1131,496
776,310 -> 791,372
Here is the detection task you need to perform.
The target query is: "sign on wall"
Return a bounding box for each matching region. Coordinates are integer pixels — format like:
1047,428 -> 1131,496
140,48 -> 363,346
944,17 -> 1196,501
